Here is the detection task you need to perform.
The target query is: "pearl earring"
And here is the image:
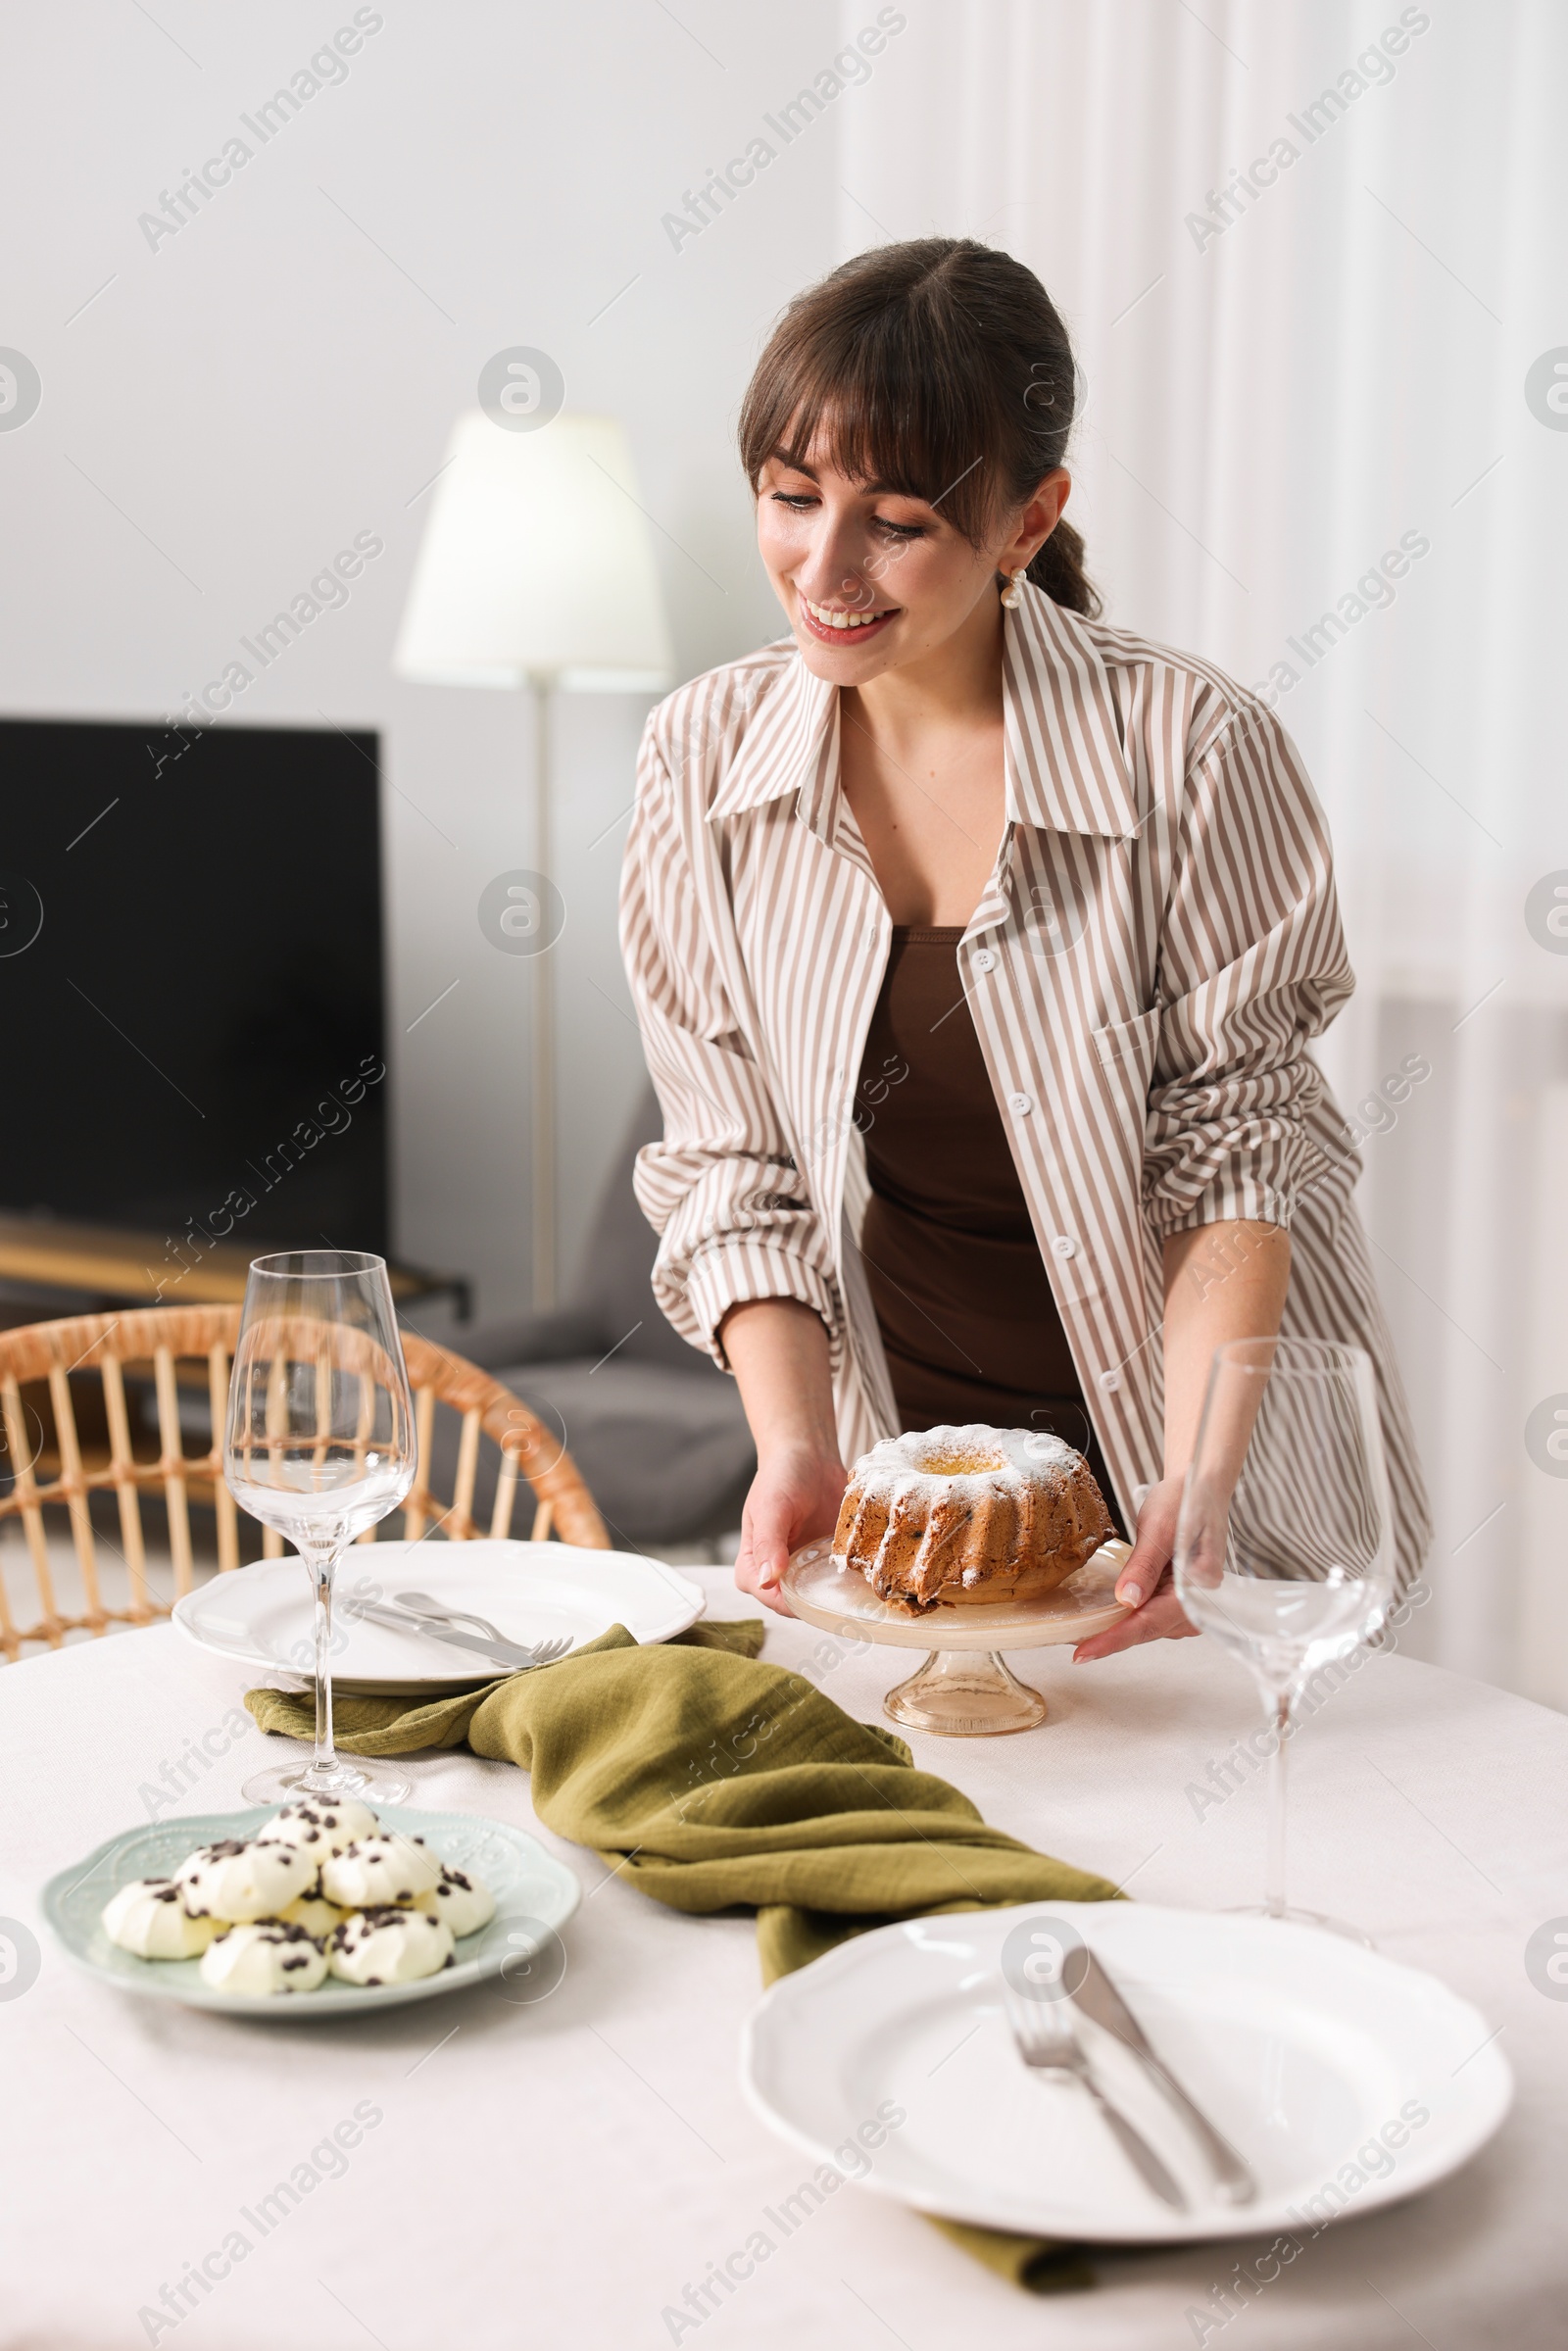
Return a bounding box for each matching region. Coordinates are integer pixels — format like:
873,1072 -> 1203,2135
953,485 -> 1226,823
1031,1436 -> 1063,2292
1000,567 -> 1028,609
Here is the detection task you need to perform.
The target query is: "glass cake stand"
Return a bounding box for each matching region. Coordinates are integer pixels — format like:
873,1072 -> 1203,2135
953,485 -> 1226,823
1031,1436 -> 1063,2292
781,1538 -> 1134,1736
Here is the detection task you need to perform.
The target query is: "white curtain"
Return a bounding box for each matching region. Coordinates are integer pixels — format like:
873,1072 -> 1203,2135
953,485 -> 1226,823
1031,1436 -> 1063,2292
837,0 -> 1568,1698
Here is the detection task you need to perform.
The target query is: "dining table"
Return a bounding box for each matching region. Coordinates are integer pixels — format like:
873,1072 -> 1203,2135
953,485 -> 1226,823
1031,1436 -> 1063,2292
1,1562 -> 1564,2351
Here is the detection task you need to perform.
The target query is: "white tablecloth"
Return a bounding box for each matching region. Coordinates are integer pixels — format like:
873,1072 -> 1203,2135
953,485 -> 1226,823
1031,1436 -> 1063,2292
2,1569 -> 1563,2351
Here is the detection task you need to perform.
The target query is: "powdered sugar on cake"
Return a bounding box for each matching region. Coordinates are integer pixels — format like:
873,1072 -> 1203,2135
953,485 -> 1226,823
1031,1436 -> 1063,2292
847,1426 -> 1076,1502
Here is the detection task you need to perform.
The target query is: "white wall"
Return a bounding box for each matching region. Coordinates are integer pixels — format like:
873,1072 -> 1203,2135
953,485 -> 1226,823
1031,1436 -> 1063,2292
0,0 -> 853,1317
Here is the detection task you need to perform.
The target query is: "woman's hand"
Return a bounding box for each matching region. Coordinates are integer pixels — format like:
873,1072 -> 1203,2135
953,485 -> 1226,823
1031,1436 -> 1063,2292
1071,1474 -> 1198,1662
718,1298 -> 845,1619
732,1443 -> 848,1617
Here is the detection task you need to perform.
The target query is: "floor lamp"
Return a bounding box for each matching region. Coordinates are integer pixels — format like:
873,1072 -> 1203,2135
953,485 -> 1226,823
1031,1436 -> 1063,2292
393,411 -> 673,1307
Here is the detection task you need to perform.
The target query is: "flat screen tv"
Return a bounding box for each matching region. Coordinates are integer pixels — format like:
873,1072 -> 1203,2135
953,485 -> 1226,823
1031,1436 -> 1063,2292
0,715 -> 388,1266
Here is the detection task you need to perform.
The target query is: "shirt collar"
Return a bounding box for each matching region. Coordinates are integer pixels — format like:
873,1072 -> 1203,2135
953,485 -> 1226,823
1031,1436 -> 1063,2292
706,646 -> 838,823
705,586 -> 1139,840
1003,587 -> 1140,838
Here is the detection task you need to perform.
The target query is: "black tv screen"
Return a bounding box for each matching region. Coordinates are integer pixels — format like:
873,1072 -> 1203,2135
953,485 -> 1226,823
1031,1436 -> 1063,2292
0,716 -> 388,1258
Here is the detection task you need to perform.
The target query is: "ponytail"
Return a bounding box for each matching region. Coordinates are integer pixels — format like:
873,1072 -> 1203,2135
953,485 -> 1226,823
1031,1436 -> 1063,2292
1026,518 -> 1098,619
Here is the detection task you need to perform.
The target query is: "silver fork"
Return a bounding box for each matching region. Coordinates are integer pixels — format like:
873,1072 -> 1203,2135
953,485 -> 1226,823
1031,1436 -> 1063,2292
395,1591 -> 571,1664
1002,1982 -> 1189,2212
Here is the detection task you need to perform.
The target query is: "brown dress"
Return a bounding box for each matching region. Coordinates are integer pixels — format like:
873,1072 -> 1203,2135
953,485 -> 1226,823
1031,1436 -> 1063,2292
856,926 -> 1124,1532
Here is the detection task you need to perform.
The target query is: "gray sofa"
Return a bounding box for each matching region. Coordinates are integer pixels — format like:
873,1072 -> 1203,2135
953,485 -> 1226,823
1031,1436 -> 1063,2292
438,1088 -> 756,1550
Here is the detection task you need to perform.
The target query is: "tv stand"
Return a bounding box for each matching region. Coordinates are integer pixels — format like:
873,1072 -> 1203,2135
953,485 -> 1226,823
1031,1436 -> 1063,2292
0,1216 -> 469,1320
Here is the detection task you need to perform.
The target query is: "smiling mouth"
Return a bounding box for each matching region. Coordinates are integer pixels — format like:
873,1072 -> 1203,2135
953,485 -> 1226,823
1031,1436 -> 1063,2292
798,594 -> 900,642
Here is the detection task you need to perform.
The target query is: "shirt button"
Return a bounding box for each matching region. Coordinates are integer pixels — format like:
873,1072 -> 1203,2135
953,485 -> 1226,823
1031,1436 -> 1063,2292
1008,1092 -> 1033,1116
972,947 -> 996,972
1053,1234 -> 1077,1258
1099,1369 -> 1121,1394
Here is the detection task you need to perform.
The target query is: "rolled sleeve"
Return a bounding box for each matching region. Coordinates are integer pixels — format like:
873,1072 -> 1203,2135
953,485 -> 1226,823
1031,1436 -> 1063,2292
1143,701 -> 1354,1238
681,1238 -> 843,1371
619,719 -> 845,1370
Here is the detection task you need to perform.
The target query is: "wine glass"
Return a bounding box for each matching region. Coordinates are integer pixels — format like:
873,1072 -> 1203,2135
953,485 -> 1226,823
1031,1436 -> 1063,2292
1173,1336 -> 1396,1938
224,1249 -> 416,1806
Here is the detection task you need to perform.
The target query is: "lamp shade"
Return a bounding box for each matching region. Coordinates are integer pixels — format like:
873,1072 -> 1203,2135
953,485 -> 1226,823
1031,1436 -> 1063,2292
394,412 -> 674,691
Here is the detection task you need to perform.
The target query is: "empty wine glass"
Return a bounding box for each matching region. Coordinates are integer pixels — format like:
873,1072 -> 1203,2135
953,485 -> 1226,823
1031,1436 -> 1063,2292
1173,1337 -> 1396,1939
224,1249 -> 416,1805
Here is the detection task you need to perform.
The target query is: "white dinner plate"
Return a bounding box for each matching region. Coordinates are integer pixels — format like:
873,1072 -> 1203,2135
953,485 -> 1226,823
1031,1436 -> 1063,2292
172,1540 -> 706,1691
42,1805 -> 581,2019
741,1902 -> 1511,2244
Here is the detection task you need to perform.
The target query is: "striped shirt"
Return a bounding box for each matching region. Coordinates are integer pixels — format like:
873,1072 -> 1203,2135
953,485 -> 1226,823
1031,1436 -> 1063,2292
619,582 -> 1431,1591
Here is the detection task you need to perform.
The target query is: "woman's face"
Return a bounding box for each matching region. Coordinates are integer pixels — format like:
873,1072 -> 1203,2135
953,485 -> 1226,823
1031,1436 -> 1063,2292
755,436 -> 1069,684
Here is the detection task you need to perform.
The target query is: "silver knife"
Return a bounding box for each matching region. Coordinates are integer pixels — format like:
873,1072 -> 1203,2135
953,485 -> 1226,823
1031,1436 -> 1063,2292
1071,1946 -> 1256,2204
351,1599 -> 542,1671
1002,1982 -> 1188,2210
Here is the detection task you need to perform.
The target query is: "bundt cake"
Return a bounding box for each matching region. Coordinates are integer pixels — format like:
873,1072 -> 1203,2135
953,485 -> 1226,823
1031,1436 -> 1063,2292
831,1425 -> 1113,1614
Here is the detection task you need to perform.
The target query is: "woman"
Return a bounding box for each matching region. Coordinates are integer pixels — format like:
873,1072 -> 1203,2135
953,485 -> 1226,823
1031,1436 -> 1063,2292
620,238 -> 1428,1657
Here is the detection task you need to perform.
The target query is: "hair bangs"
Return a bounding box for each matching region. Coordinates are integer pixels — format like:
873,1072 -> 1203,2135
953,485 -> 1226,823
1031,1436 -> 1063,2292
750,316 -> 1001,548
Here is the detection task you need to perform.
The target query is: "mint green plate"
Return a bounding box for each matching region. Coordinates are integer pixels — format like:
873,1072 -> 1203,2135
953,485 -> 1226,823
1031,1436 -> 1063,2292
42,1805 -> 580,2019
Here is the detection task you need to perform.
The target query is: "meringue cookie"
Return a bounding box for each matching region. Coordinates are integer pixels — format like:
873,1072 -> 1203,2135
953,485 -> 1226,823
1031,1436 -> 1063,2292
103,1880 -> 219,1960
175,1838 -> 318,1922
200,1921 -> 327,1995
322,1833 -> 442,1909
328,1905 -> 454,1985
257,1798 -> 379,1857
415,1865 -> 496,1939
276,1892 -> 352,1944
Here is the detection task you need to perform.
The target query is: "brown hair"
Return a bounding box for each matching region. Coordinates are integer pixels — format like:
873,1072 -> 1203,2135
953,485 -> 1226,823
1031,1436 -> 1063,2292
738,237 -> 1098,618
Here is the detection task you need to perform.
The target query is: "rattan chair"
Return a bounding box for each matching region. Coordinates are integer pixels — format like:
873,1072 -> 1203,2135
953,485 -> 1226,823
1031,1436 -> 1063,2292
0,1305 -> 610,1662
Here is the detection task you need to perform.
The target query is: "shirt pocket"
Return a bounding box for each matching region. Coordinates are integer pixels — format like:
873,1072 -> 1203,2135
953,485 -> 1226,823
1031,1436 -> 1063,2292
1093,1004 -> 1160,1077
1023,1013 -> 1159,1317
1091,1006 -> 1161,1157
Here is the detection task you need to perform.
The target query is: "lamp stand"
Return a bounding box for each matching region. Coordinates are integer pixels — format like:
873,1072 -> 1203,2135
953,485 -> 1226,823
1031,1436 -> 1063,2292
531,672 -> 556,1311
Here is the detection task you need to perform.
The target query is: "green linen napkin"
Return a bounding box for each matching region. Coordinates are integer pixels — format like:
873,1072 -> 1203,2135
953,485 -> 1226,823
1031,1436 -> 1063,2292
247,1621 -> 1118,2290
